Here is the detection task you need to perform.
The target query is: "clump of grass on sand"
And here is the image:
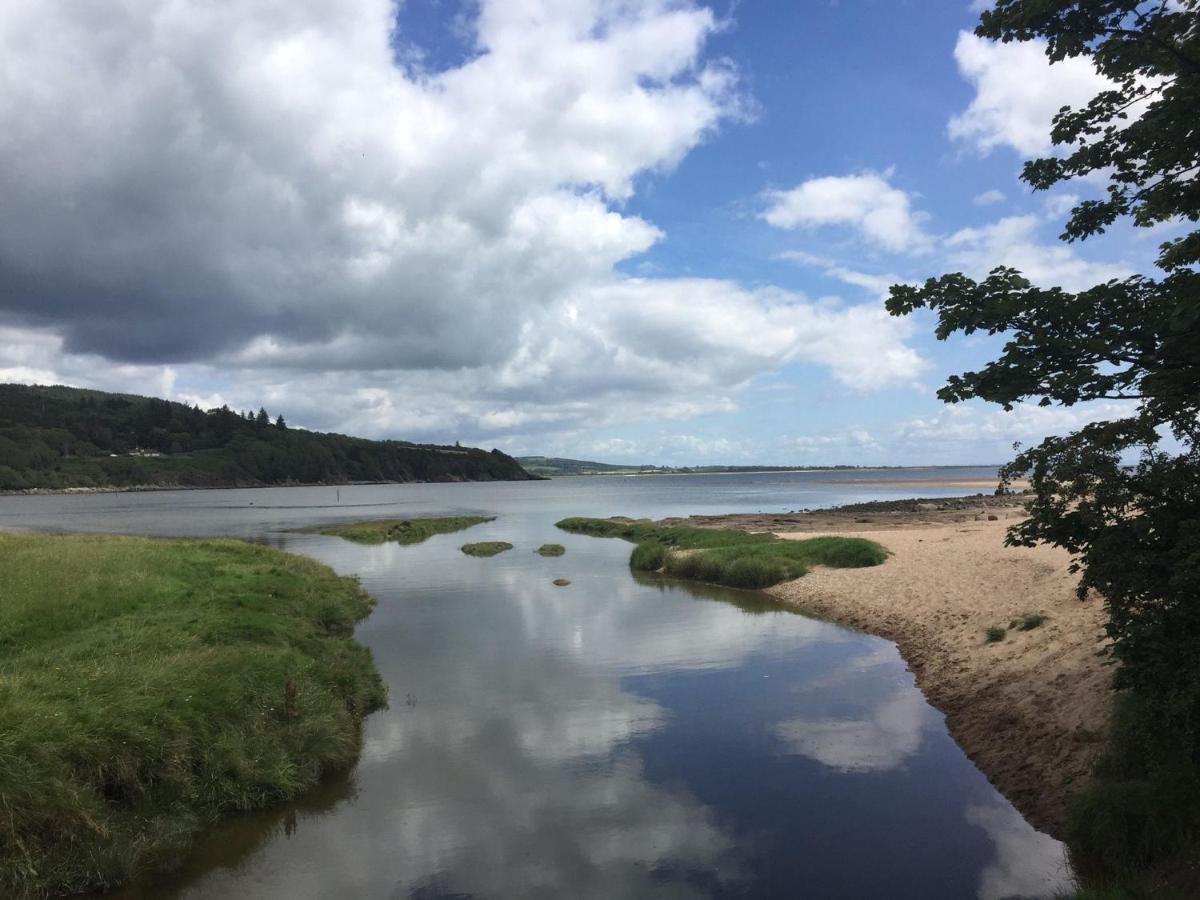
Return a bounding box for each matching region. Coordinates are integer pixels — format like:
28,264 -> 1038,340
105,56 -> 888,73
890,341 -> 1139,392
555,517 -> 888,589
300,515 -> 493,545
536,543 -> 566,556
986,625 -> 1007,643
1010,612 -> 1049,631
461,541 -> 513,557
0,533 -> 386,899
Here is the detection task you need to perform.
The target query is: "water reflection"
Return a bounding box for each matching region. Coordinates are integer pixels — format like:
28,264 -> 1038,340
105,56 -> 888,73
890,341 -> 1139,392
968,802 -> 1072,900
91,497 -> 1072,899
772,642 -> 932,773
774,689 -> 930,773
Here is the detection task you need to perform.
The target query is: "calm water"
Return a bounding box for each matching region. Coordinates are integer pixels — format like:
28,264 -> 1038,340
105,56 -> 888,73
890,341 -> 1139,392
3,470 -> 1073,898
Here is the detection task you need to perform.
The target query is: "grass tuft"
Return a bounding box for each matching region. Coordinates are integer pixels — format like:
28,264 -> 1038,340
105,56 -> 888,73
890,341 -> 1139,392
536,543 -> 566,556
1007,613 -> 1049,631
300,516 -> 493,545
556,517 -> 888,589
0,533 -> 385,898
986,625 -> 1007,643
460,541 -> 513,557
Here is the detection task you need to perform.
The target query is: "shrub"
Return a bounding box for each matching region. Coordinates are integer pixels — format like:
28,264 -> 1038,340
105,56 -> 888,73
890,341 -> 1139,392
986,626 -> 1007,643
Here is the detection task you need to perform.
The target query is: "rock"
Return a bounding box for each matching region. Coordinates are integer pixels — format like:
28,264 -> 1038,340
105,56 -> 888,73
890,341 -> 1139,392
552,578 -> 571,586
987,514 -> 999,521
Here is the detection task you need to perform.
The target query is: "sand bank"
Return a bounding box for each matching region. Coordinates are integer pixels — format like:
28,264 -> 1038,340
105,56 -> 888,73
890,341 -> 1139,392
686,498 -> 1111,838
816,477 -> 1031,489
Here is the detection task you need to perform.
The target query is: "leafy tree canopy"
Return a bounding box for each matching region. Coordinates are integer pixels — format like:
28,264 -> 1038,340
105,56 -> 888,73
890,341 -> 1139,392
887,0 -> 1200,735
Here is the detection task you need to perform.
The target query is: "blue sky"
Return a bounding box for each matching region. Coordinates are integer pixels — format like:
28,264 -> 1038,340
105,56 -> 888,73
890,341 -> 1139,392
0,0 -> 1155,465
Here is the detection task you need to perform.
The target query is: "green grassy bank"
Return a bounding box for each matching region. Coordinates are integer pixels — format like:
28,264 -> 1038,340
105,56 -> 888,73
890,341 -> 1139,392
299,515 -> 493,545
556,517 -> 888,588
0,533 -> 386,898
461,541 -> 513,557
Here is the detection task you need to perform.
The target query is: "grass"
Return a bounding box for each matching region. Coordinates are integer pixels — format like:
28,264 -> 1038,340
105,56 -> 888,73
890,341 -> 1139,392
1010,612 -> 1049,630
460,541 -> 513,557
0,532 -> 386,898
299,515 -> 493,545
985,625 -> 1007,643
536,543 -> 566,556
555,517 -> 888,589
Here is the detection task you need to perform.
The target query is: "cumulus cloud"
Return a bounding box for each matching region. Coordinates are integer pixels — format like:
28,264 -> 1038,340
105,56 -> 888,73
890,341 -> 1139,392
761,170 -> 934,253
0,0 -> 731,364
892,400 -> 1139,462
948,32 -> 1112,156
945,214 -> 1131,291
0,0 -> 933,446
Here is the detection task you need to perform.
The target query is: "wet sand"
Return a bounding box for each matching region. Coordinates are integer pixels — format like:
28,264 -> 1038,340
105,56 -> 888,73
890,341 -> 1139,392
681,496 -> 1111,838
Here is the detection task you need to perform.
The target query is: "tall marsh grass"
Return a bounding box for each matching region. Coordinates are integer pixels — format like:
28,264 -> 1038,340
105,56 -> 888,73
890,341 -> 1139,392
0,533 -> 386,898
556,517 -> 888,589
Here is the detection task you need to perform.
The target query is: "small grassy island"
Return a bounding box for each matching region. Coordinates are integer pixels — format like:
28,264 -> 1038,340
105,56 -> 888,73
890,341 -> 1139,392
301,515 -> 493,545
461,541 -> 513,557
0,533 -> 386,898
536,543 -> 566,556
556,517 -> 888,589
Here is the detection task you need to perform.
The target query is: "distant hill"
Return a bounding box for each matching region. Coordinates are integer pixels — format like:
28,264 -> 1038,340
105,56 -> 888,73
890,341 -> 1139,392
517,456 -> 873,476
0,383 -> 536,491
515,456 -> 654,476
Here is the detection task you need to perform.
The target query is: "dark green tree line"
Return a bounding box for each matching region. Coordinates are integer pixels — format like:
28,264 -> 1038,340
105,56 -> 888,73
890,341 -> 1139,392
0,384 -> 534,489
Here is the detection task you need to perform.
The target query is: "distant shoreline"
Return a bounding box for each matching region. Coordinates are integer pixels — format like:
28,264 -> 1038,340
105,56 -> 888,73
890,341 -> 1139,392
0,476 -> 544,498
537,465 -> 1005,478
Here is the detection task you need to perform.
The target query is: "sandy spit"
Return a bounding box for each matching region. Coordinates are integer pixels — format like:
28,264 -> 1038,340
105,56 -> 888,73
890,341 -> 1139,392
691,500 -> 1112,838
815,477 -> 1031,489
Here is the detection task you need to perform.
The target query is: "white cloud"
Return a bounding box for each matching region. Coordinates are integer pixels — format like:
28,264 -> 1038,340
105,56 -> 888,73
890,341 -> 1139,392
0,0 -> 936,449
761,170 -> 934,254
945,214 -> 1131,291
1042,192 -> 1080,219
894,400 -> 1138,454
972,189 -> 1006,206
948,32 -> 1112,156
791,428 -> 882,457
0,0 -> 734,366
0,277 -> 925,445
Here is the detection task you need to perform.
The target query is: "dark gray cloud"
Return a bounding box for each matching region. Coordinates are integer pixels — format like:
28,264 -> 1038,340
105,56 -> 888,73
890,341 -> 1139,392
0,0 -> 926,451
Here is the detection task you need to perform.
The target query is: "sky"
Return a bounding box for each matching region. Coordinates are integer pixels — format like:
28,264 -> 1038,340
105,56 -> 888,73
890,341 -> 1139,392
0,0 -> 1164,466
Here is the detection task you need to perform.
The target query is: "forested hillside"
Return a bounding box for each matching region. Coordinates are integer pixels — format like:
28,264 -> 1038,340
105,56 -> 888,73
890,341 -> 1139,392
0,384 -> 535,490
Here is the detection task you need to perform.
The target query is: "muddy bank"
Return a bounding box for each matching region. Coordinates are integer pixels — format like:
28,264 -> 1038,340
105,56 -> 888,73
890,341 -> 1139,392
677,495 -> 1112,838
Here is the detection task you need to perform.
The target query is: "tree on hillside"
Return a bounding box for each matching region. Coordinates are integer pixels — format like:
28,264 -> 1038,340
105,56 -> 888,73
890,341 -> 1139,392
887,0 -> 1200,790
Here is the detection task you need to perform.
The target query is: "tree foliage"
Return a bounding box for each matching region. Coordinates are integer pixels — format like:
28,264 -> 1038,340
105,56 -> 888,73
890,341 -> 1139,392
887,0 -> 1200,744
0,383 -> 535,489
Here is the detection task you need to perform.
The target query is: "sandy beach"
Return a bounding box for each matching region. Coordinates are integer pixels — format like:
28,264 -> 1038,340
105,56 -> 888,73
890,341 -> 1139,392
683,496 -> 1112,838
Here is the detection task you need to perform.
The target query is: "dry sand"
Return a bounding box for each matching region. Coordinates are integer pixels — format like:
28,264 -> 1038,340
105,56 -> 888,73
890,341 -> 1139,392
685,497 -> 1112,838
